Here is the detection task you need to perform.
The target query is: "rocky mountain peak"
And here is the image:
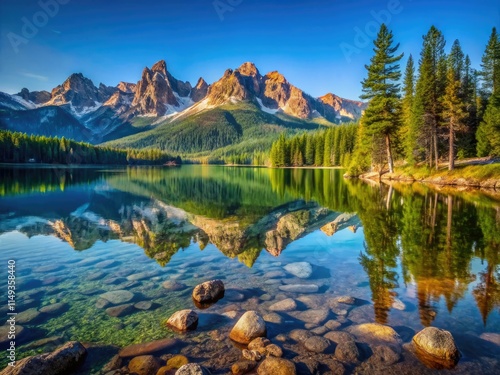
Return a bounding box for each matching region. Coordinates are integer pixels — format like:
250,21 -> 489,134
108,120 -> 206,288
191,77 -> 209,102
16,88 -> 51,104
265,71 -> 287,84
151,60 -> 167,76
117,82 -> 137,94
237,62 -> 260,77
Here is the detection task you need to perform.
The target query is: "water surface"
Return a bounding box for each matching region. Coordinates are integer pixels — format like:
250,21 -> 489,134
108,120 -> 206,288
0,166 -> 499,373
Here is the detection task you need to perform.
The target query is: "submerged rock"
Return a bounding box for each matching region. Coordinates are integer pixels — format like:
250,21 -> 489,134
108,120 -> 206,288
291,309 -> 330,325
39,302 -> 68,315
1,341 -> 86,375
99,290 -> 134,305
105,304 -> 135,317
134,301 -> 154,311
128,355 -> 161,375
192,280 -> 225,307
283,262 -> 313,279
16,308 -> 42,324
269,298 -> 297,312
412,327 -> 461,369
119,338 -> 179,358
0,325 -> 25,346
162,280 -> 187,291
167,310 -> 199,332
304,336 -> 331,353
348,323 -> 402,353
230,311 -> 267,344
278,284 -> 319,293
335,341 -> 360,363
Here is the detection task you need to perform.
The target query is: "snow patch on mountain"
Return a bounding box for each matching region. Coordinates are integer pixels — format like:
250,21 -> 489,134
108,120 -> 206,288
256,98 -> 279,115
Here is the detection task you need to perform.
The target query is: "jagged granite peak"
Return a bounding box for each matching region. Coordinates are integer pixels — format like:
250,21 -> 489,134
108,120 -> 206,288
151,60 -> 167,76
130,60 -> 194,116
207,62 -> 264,105
16,88 -> 51,104
237,62 -> 260,77
319,93 -> 367,120
117,82 -> 137,94
46,73 -> 114,114
190,77 -> 209,102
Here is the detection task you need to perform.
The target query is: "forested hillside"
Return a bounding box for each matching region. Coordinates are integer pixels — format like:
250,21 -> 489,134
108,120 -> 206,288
0,130 -> 180,165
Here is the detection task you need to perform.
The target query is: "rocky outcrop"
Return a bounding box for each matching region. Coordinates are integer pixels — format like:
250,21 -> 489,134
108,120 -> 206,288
131,60 -> 193,116
318,93 -> 367,121
229,311 -> 267,344
0,341 -> 87,375
16,88 -> 51,104
190,78 -> 209,102
412,327 -> 461,369
46,73 -> 115,114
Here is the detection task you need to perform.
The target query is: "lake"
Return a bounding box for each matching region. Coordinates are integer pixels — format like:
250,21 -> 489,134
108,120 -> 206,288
0,165 -> 499,374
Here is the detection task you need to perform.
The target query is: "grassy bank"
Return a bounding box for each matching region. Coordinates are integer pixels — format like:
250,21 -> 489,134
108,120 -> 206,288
361,159 -> 500,189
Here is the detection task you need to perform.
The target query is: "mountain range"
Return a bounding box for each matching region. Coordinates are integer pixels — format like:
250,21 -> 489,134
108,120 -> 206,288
0,60 -> 366,157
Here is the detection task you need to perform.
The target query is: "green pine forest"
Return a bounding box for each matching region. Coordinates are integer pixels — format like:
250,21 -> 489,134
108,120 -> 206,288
0,130 -> 181,166
270,25 -> 500,175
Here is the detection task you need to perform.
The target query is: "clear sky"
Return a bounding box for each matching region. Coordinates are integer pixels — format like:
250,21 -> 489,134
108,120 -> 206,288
0,0 -> 498,100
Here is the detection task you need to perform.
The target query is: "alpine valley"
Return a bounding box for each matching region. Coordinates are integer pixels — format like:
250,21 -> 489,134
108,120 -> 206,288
0,60 -> 366,158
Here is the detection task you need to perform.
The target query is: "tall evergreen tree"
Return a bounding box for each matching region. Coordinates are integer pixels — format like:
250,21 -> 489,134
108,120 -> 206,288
359,24 -> 404,173
442,67 -> 467,170
401,54 -> 416,163
480,27 -> 500,97
414,26 -> 447,169
477,27 -> 500,157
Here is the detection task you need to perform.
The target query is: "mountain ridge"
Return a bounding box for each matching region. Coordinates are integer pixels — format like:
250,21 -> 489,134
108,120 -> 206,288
0,59 -> 366,155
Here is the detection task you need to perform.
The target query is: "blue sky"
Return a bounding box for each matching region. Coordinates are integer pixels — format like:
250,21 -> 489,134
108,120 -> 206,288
0,0 -> 498,100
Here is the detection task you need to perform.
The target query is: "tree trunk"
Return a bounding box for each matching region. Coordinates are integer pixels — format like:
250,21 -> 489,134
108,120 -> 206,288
385,134 -> 394,174
449,121 -> 455,171
433,123 -> 439,170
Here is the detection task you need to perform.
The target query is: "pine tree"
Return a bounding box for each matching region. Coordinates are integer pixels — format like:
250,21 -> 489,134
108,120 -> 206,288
477,28 -> 500,157
480,27 -> 500,97
401,54 -> 416,163
442,67 -> 466,170
359,24 -> 403,173
414,26 -> 447,169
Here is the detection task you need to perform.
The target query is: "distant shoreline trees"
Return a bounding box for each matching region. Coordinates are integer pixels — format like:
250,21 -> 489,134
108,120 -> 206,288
0,130 -> 181,166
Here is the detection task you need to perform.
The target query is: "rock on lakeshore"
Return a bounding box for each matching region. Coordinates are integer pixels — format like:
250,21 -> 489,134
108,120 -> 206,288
167,310 -> 199,332
412,327 -> 461,369
229,311 -> 267,344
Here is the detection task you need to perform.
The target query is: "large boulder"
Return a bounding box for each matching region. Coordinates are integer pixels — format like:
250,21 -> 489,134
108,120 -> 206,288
1,341 -> 86,375
257,357 -> 296,375
166,310 -> 199,332
229,311 -> 267,344
192,280 -> 225,307
412,327 -> 461,369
